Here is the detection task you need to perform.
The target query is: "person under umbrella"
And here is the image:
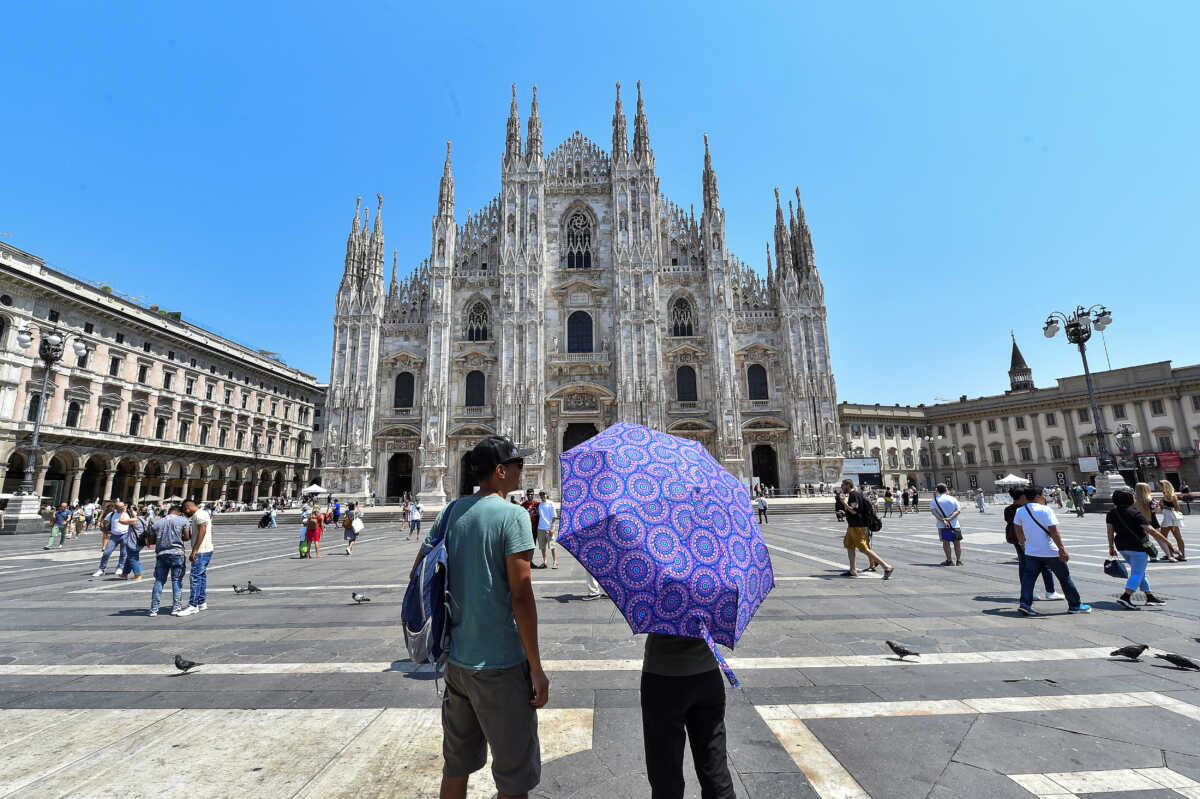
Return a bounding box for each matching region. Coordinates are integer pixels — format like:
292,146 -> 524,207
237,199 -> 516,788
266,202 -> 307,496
558,423 -> 772,799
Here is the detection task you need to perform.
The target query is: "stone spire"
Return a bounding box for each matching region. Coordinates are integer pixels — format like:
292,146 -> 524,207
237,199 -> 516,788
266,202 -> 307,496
794,188 -> 815,274
773,187 -> 793,274
504,83 -> 521,164
368,193 -> 385,277
1008,332 -> 1034,392
611,81 -> 628,164
632,80 -> 651,163
765,242 -> 774,286
525,85 -> 542,163
344,195 -> 362,275
438,141 -> 454,217
388,249 -> 399,297
702,133 -> 719,211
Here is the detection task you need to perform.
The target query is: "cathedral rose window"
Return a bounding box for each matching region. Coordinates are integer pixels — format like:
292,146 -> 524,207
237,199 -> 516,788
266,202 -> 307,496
564,212 -> 593,269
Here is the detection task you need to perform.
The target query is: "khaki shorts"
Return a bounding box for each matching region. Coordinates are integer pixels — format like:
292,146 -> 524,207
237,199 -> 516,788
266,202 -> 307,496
536,528 -> 556,549
442,661 -> 541,794
843,526 -> 871,552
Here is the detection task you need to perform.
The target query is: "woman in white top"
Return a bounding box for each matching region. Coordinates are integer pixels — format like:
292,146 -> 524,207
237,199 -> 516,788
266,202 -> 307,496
1158,480 -> 1186,561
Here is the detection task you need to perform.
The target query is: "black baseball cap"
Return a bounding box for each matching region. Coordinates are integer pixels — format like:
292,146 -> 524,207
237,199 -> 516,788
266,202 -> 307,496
471,436 -> 534,474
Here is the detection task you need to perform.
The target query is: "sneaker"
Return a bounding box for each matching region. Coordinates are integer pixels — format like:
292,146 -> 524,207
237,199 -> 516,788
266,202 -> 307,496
197,603 -> 208,611
91,569 -> 104,577
127,575 -> 142,582
940,559 -> 953,566
1144,595 -> 1167,606
955,560 -> 964,566
148,609 -> 158,617
1067,604 -> 1093,614
581,592 -> 605,601
43,546 -> 53,550
170,607 -> 184,616
1116,596 -> 1140,610
176,606 -> 199,617
1018,605 -> 1039,616
1044,592 -> 1066,601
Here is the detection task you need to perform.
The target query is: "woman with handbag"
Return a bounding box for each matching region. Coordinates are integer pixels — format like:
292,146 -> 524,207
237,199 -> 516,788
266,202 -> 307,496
305,508 -> 324,558
1157,480 -> 1186,561
1107,489 -> 1173,609
343,502 -> 363,556
1134,482 -> 1177,562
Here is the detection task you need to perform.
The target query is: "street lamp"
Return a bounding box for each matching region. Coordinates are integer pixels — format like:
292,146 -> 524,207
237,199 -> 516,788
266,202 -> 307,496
1043,304 -> 1125,505
935,435 -> 964,493
16,326 -> 89,495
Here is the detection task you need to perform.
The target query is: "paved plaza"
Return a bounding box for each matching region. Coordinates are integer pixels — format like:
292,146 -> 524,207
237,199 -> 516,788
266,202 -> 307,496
1,509 -> 1199,798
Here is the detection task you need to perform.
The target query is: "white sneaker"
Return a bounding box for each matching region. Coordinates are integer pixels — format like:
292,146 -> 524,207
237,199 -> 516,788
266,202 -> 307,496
176,606 -> 199,617
91,569 -> 104,577
148,610 -> 158,617
197,603 -> 208,611
170,607 -> 184,616
1044,592 -> 1066,601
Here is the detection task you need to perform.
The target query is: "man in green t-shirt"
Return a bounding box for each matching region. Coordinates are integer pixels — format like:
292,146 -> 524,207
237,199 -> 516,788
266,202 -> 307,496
409,435 -> 547,799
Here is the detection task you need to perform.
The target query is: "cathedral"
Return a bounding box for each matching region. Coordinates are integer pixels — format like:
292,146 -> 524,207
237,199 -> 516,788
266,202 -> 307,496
322,82 -> 842,504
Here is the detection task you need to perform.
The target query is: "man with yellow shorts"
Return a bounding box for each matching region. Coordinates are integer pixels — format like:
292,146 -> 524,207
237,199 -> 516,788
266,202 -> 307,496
835,479 -> 894,579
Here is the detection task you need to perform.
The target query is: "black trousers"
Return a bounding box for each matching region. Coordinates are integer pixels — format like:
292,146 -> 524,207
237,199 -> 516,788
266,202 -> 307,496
641,669 -> 736,799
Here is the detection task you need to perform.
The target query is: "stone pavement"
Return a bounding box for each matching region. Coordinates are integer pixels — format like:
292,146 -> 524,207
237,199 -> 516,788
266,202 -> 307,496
0,508 -> 1198,798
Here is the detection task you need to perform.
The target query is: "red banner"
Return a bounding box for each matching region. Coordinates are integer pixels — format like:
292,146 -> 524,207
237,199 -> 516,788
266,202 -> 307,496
1158,450 -> 1182,469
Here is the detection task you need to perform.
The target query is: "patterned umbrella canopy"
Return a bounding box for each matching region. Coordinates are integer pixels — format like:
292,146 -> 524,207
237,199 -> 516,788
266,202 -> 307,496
557,422 -> 774,685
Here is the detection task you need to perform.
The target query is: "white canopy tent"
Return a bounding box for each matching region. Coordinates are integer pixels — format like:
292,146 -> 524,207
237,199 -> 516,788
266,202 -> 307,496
995,473 -> 1031,488
301,484 -> 327,495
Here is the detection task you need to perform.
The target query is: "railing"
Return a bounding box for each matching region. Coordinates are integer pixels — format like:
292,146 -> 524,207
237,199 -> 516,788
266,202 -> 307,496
550,351 -> 610,362
743,399 -> 777,410
454,405 -> 493,417
668,401 -> 706,414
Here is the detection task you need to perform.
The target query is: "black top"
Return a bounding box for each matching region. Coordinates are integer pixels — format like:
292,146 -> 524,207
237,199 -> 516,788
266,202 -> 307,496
1003,503 -> 1022,544
1161,497 -> 1178,511
1107,507 -> 1151,552
643,633 -> 717,677
837,490 -> 866,527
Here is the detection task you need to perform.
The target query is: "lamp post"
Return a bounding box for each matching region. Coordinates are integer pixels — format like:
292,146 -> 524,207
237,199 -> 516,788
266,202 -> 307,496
936,435 -> 964,493
1043,304 -> 1125,508
2,327 -> 89,534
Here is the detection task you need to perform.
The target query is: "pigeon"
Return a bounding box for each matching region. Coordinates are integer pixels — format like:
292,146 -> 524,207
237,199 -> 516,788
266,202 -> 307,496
1155,653 -> 1200,671
1110,644 -> 1149,661
247,581 -> 262,593
886,640 -> 919,660
351,592 -> 371,604
174,654 -> 201,673
232,584 -> 247,595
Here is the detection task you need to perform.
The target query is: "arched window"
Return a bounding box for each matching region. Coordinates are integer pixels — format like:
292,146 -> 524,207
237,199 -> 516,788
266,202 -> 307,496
465,370 -> 485,407
128,413 -> 142,436
564,211 -> 593,269
99,407 -> 113,433
199,424 -> 210,445
670,298 -> 695,337
747,364 -> 769,400
26,394 -> 41,423
465,302 -> 489,341
567,311 -> 593,353
65,402 -> 81,428
155,418 -> 167,440
676,366 -> 698,402
394,372 -> 415,408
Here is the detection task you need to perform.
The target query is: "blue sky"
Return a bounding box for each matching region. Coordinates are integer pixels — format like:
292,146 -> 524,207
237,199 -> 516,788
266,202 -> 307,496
2,1 -> 1196,405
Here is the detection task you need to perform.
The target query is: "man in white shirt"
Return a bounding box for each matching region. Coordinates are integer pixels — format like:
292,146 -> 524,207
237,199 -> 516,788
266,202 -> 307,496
929,483 -> 964,566
177,499 -> 214,616
408,500 -> 424,541
536,491 -> 558,569
1012,486 -> 1090,616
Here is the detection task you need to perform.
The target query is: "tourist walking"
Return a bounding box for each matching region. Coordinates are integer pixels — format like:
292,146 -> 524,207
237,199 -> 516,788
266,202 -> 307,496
521,488 -> 540,560
149,505 -> 189,617
536,490 -> 558,568
975,491 -> 987,514
45,502 -> 70,549
1013,486 -> 1090,616
92,501 -> 131,577
910,487 -> 920,512
755,494 -> 768,525
408,435 -> 547,799
901,488 -> 910,515
118,506 -> 147,580
305,506 -> 324,558
835,478 -> 893,579
83,500 -> 96,531
882,489 -> 894,517
1157,480 -> 1186,561
1134,482 -> 1177,561
343,501 -> 362,556
641,633 -> 736,799
1004,488 -> 1062,601
177,499 -> 213,616
1069,482 -> 1086,518
408,499 -> 423,541
930,483 -> 964,566
1107,489 -> 1172,610
332,499 -> 341,524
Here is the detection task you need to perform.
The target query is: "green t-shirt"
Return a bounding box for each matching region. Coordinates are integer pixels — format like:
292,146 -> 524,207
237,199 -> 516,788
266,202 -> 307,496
426,494 -> 535,670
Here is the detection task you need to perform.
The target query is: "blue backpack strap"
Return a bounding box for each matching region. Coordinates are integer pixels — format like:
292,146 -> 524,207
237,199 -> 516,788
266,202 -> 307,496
427,499 -> 459,548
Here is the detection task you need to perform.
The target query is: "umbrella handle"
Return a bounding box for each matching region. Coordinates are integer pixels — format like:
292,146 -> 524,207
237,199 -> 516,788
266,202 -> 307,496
698,622 -> 739,688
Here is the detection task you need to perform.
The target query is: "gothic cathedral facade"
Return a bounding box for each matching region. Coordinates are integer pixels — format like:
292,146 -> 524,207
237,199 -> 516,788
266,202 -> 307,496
323,83 -> 842,504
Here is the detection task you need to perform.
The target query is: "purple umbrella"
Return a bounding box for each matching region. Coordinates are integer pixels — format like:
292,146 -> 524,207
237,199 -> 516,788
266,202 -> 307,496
557,422 -> 774,685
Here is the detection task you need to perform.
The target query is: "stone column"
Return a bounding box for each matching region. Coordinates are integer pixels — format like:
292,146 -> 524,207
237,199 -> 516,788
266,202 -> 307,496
68,468 -> 83,504
251,480 -> 260,504
181,478 -> 190,501
235,480 -> 244,502
102,469 -> 116,500
157,479 -> 168,501
132,471 -> 144,503
200,480 -> 209,502
33,466 -> 48,499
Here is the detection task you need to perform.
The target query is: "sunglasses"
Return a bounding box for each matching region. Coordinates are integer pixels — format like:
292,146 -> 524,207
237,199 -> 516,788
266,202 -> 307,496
503,459 -> 525,470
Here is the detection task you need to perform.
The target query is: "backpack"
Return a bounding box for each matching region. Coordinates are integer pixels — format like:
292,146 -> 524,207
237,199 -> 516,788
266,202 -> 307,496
401,499 -> 460,674
863,499 -> 883,533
